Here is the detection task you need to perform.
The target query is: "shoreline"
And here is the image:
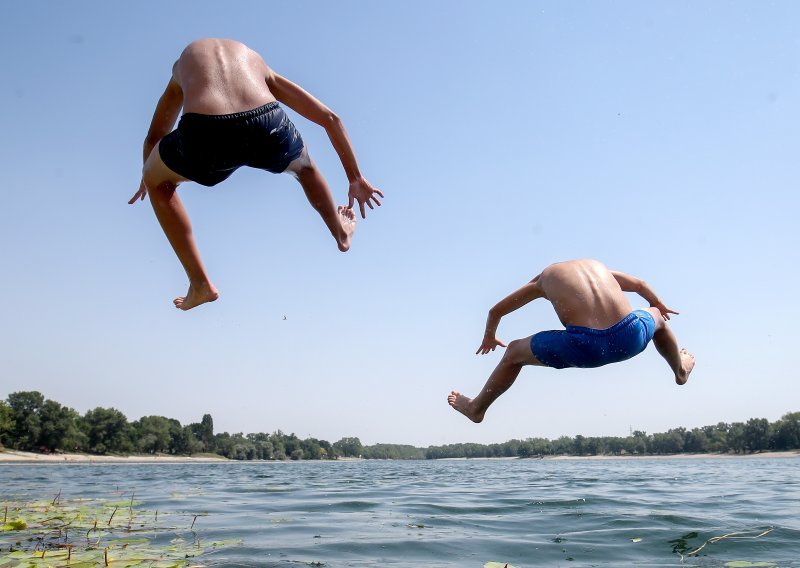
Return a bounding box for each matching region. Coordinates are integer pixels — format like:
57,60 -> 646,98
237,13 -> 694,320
542,450 -> 800,460
0,450 -> 229,464
1,449 -> 797,464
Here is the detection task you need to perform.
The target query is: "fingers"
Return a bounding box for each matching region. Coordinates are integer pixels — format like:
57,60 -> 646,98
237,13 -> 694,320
129,180 -> 147,204
358,201 -> 366,219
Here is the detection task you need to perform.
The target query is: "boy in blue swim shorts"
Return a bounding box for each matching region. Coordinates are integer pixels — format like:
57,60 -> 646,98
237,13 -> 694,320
129,39 -> 383,311
448,259 -> 695,423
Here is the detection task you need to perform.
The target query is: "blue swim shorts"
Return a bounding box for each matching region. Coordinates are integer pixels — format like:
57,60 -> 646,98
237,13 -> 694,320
530,310 -> 656,369
159,101 -> 305,187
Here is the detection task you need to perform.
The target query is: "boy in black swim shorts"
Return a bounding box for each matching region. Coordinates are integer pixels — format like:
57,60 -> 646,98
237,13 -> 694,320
129,39 -> 383,311
448,259 -> 695,423
158,102 -> 307,187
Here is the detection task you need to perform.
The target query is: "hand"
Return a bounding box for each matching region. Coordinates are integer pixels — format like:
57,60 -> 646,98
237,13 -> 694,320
348,177 -> 384,219
128,179 -> 147,204
652,301 -> 679,321
476,335 -> 507,355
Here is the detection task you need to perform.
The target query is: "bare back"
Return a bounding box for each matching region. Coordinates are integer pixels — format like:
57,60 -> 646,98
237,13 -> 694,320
173,38 -> 276,115
538,259 -> 633,329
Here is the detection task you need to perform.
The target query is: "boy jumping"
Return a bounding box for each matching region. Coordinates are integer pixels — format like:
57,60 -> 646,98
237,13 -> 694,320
129,38 -> 383,310
448,259 -> 695,423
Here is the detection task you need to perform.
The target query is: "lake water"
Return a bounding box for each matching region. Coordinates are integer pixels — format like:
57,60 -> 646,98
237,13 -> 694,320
1,458 -> 798,567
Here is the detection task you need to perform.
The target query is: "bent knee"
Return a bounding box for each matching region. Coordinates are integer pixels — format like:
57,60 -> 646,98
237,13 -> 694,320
142,142 -> 185,191
142,173 -> 177,195
504,338 -> 535,364
285,148 -> 314,177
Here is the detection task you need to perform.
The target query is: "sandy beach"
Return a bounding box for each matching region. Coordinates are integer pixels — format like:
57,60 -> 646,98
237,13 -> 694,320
543,450 -> 800,460
0,450 -> 229,464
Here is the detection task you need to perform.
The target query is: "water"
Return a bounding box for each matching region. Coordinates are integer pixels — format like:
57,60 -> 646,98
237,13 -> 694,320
2,458 -> 798,567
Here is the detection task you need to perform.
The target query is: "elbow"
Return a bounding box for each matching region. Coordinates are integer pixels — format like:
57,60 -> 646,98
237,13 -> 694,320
322,111 -> 342,131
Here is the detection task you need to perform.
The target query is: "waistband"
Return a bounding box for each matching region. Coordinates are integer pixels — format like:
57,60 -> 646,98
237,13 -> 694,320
565,312 -> 640,336
181,101 -> 280,123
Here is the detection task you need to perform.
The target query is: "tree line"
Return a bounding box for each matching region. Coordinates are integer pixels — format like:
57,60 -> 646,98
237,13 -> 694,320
0,392 -> 798,460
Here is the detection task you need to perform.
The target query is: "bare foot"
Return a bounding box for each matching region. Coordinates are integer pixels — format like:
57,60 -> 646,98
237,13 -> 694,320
174,282 -> 219,311
337,206 -> 356,252
675,348 -> 695,385
448,391 -> 485,423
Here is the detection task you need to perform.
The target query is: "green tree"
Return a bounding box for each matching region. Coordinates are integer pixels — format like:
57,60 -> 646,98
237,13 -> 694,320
199,414 -> 214,451
573,435 -> 586,456
180,425 -> 204,454
80,407 -> 132,454
683,428 -> 709,453
7,391 -> 45,450
135,416 -> 173,454
38,400 -> 83,451
300,437 -> 323,460
552,436 -> 574,455
744,418 -> 770,452
727,422 -> 746,453
0,400 -> 14,448
702,423 -> 730,452
773,412 -> 800,450
333,437 -> 363,458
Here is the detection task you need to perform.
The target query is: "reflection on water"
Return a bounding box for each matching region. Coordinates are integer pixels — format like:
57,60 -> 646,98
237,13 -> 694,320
1,458 -> 798,567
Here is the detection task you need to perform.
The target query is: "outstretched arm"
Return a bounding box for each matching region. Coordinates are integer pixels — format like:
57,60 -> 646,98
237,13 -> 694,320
129,74 -> 183,203
477,275 -> 545,354
611,270 -> 678,320
265,69 -> 383,218
143,76 -> 183,162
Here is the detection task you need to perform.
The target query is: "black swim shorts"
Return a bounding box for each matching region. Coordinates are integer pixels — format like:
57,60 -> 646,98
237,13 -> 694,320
158,101 -> 305,187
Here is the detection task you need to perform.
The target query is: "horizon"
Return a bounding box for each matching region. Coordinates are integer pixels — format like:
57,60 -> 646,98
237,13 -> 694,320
1,389 -> 796,449
2,1 -> 798,447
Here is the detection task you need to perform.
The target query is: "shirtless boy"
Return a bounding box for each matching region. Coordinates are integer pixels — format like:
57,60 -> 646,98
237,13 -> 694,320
448,259 -> 695,423
129,38 -> 383,310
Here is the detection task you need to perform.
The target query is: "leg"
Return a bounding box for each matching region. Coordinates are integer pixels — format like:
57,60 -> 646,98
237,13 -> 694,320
449,337 -> 544,423
645,307 -> 695,385
286,151 -> 355,252
142,143 -> 219,310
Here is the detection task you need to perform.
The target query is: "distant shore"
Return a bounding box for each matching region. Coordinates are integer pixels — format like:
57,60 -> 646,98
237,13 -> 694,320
0,450 -> 229,464
543,450 -> 799,460
1,449 -> 798,464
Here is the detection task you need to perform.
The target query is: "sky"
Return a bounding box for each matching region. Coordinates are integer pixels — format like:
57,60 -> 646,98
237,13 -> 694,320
1,1 -> 798,447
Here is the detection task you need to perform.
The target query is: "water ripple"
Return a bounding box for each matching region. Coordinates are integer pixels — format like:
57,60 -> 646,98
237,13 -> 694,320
1,458 -> 798,567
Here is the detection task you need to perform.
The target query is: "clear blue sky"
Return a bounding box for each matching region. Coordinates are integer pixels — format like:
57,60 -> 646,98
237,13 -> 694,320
1,1 -> 798,446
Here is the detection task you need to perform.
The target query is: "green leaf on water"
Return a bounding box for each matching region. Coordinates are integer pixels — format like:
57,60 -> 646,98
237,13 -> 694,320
0,493 -> 242,568
207,539 -> 243,547
631,537 -> 642,543
725,562 -> 776,568
1,519 -> 27,531
484,563 -> 518,568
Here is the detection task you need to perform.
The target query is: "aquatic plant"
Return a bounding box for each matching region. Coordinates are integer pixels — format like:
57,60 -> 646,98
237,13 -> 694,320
670,527 -> 776,563
0,491 -> 239,567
